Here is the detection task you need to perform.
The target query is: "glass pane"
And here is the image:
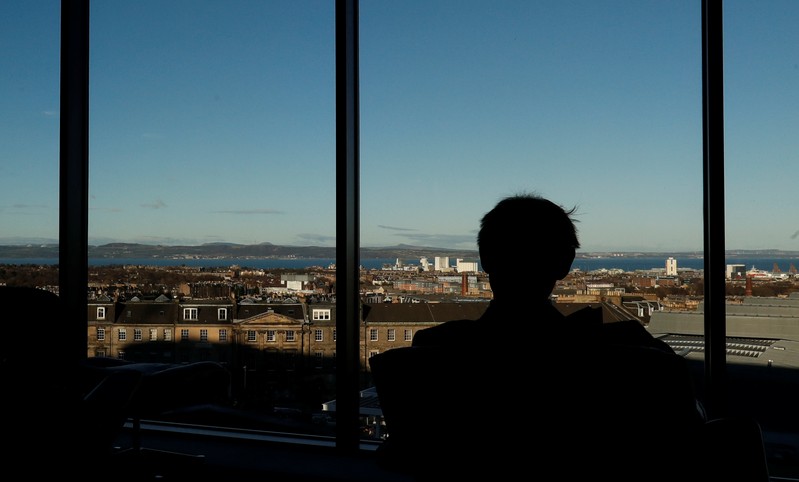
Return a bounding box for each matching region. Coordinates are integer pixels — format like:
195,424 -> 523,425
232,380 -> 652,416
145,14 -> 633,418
361,0 -> 705,447
724,0 -> 799,477
89,0 -> 335,437
0,1 -> 61,290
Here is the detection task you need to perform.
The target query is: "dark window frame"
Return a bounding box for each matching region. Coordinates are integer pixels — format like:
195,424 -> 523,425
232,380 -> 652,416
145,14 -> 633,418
57,0 -> 729,456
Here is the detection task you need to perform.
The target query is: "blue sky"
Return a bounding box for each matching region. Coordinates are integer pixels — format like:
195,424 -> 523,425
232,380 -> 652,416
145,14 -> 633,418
1,1 -> 797,253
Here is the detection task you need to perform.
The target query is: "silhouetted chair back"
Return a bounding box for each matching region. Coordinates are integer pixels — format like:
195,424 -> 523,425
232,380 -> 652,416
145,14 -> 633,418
0,286 -> 142,476
370,342 -> 770,481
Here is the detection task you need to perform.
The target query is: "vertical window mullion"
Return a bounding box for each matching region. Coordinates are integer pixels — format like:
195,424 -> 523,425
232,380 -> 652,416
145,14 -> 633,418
701,0 -> 728,419
335,0 -> 361,453
59,0 -> 90,367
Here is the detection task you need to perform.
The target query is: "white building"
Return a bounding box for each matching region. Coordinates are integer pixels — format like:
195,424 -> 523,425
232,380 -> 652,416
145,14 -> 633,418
455,258 -> 479,273
726,264 -> 746,280
419,257 -> 431,271
434,256 -> 450,271
665,257 -> 678,276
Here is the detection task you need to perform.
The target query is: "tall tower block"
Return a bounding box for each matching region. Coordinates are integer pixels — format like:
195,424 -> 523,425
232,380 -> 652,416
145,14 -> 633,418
665,257 -> 677,276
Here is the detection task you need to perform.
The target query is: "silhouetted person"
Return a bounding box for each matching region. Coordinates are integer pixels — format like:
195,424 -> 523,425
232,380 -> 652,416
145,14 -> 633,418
373,193 -> 706,481
413,193 -> 598,347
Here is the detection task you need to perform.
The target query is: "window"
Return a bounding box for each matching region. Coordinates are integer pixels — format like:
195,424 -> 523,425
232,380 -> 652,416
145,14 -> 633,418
266,330 -> 276,342
133,328 -> 142,342
149,328 -> 157,341
23,2 -> 795,477
315,351 -> 324,368
404,329 -> 412,342
312,309 -> 331,321
219,329 -> 227,342
286,330 -> 296,342
96,307 -> 105,320
387,328 -> 395,342
369,328 -> 378,342
97,327 -> 105,342
181,329 -> 189,341
86,1 -> 338,446
247,330 -> 257,343
369,350 -> 379,358
117,329 -> 126,342
163,329 -> 172,342
314,329 -> 323,342
200,329 -> 208,342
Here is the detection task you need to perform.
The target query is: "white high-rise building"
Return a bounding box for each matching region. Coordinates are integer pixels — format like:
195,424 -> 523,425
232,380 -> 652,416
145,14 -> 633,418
455,259 -> 479,273
434,256 -> 450,271
419,257 -> 430,271
726,264 -> 746,280
665,257 -> 677,276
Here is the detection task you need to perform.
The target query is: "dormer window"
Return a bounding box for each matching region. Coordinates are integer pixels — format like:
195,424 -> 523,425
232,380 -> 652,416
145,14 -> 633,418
312,309 -> 331,321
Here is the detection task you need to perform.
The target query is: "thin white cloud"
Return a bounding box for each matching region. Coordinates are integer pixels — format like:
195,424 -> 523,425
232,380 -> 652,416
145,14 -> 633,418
296,233 -> 336,244
89,206 -> 123,213
11,203 -> 48,209
141,200 -> 167,209
392,232 -> 477,249
378,224 -> 417,232
213,209 -> 284,215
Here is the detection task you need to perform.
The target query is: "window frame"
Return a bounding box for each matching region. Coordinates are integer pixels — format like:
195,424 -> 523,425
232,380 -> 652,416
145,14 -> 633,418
56,0 -> 731,458
312,308 -> 331,321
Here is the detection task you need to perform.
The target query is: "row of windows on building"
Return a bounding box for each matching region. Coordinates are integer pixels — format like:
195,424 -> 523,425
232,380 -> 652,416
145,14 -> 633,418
98,326 -> 410,344
94,306 -> 333,323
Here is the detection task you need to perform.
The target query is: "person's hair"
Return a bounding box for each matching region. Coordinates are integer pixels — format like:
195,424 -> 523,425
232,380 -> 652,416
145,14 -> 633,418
477,193 -> 580,268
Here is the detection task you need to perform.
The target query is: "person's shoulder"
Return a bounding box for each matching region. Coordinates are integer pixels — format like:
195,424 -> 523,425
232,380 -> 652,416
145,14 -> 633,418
412,318 -> 478,347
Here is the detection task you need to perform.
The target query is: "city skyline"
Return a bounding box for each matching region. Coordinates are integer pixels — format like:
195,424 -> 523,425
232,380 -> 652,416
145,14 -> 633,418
2,1 -> 798,253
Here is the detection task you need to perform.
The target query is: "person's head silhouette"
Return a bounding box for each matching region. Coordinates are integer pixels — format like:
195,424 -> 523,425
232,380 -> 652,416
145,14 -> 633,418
478,193 -> 579,303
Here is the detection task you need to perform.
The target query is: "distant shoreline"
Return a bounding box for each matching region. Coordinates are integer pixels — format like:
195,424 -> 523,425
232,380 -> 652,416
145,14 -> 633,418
0,242 -> 797,262
1,255 -> 798,273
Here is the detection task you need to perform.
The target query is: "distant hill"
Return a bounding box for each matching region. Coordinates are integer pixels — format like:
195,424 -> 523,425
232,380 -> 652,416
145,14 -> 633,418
0,242 -> 796,261
0,242 -> 480,260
